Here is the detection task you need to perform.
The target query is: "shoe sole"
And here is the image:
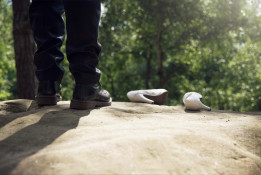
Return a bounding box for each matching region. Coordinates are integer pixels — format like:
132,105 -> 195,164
70,98 -> 112,110
36,96 -> 61,106
144,91 -> 168,105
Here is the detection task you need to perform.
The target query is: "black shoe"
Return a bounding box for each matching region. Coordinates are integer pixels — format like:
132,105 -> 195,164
36,81 -> 62,106
70,83 -> 112,110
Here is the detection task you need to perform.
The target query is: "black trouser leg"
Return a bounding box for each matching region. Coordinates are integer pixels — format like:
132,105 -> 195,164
63,0 -> 102,85
29,0 -> 65,82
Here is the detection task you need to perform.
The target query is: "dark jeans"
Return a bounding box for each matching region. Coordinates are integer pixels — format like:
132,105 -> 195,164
29,0 -> 102,85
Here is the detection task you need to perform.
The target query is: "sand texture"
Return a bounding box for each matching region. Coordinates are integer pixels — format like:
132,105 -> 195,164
0,99 -> 261,175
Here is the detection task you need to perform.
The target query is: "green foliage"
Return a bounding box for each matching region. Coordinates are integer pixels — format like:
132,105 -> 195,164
99,0 -> 261,111
60,41 -> 74,101
1,0 -> 261,111
0,0 -> 17,100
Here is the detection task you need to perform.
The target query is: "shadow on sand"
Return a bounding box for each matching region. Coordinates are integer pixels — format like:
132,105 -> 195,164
0,106 -> 91,174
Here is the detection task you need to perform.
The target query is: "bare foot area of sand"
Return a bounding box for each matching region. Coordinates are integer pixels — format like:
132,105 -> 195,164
0,100 -> 260,175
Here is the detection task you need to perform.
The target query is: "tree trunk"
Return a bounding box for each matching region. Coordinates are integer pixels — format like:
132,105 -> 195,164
143,49 -> 152,89
12,0 -> 36,99
155,0 -> 165,88
145,56 -> 151,89
155,23 -> 165,88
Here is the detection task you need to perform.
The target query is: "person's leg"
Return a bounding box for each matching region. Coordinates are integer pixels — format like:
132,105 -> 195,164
63,0 -> 101,84
29,0 -> 65,105
63,0 -> 111,109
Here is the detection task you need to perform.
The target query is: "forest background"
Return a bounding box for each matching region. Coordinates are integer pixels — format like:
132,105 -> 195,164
0,0 -> 261,112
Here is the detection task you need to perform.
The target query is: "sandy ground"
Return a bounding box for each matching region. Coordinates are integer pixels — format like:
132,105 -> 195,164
0,99 -> 261,175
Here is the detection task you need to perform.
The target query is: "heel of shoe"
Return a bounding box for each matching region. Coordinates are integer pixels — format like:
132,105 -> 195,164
36,96 -> 57,106
144,91 -> 168,105
70,99 -> 96,110
70,98 -> 112,110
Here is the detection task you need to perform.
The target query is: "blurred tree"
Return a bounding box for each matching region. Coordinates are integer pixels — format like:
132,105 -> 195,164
0,0 -> 261,111
0,0 -> 16,100
12,0 -> 36,99
99,0 -> 256,111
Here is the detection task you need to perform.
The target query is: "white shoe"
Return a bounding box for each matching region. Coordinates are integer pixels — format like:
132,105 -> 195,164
183,92 -> 211,111
127,89 -> 168,105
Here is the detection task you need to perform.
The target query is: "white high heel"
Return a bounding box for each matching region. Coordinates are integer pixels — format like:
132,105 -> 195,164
127,89 -> 168,105
183,92 -> 211,111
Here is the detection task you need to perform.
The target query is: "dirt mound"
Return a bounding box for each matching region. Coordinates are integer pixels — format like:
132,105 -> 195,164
0,100 -> 260,175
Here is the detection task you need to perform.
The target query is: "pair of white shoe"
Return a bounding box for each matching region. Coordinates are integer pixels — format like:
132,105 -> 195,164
127,90 -> 210,111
